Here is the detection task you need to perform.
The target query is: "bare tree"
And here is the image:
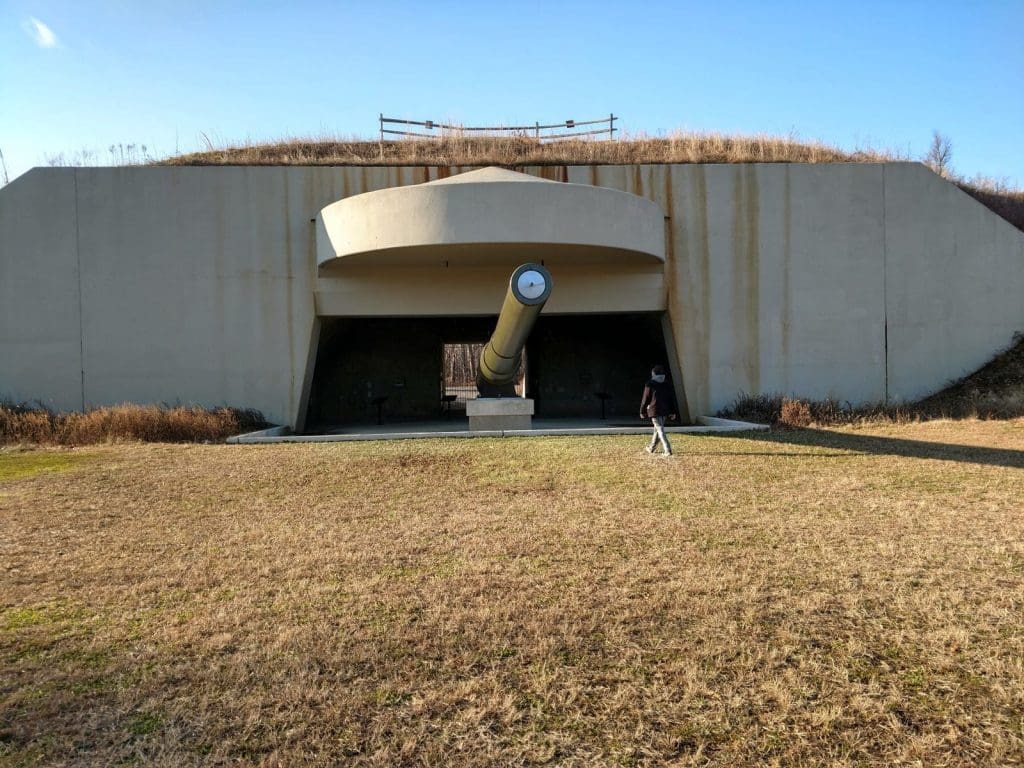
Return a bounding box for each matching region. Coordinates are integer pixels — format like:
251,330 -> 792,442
443,343 -> 483,387
924,131 -> 953,177
0,147 -> 9,186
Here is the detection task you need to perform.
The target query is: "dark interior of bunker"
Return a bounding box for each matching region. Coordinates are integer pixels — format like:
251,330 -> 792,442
305,312 -> 678,430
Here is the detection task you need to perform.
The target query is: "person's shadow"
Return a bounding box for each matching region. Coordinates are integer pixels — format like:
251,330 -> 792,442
705,425 -> 1024,470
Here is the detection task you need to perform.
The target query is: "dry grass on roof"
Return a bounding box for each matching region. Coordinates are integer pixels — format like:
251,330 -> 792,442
2,422 -> 1024,765
161,131 -> 902,168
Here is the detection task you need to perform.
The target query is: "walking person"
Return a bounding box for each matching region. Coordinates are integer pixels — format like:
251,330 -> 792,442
640,365 -> 678,456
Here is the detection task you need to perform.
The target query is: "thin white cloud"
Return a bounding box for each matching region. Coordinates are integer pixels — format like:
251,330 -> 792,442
24,17 -> 59,48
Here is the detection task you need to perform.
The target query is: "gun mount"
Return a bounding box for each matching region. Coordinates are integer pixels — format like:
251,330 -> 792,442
477,263 -> 553,397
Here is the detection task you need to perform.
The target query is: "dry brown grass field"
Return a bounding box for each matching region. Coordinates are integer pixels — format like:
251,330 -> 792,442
2,422 -> 1023,767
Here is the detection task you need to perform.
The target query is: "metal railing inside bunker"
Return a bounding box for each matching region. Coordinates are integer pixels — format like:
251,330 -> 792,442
442,343 -> 525,411
379,114 -> 618,142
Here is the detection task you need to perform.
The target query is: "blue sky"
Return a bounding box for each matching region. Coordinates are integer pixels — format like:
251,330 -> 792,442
2,0 -> 1022,184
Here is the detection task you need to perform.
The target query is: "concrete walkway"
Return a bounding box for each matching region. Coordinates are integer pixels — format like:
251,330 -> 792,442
228,416 -> 768,444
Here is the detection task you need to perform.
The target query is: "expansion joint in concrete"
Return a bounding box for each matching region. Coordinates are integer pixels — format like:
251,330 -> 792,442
72,169 -> 85,411
882,164 -> 889,403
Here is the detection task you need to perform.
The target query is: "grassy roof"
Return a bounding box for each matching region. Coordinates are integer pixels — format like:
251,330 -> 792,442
162,132 -> 899,167
159,133 -> 1024,231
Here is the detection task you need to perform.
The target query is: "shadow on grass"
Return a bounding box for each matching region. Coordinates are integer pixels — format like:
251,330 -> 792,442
710,427 -> 1024,470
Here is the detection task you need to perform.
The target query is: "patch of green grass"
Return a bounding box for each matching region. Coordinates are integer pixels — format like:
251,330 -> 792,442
371,688 -> 411,707
127,712 -> 163,737
0,450 -> 84,482
0,739 -> 49,768
2,606 -> 51,631
1,601 -> 93,632
70,675 -> 118,696
903,667 -> 928,688
60,647 -> 114,670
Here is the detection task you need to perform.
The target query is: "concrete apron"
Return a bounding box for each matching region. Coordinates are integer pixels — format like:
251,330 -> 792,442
227,416 -> 768,444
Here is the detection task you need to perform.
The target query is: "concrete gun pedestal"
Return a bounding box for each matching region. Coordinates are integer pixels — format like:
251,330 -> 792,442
466,398 -> 534,431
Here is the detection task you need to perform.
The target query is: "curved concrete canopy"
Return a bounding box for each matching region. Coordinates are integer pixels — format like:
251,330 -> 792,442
317,167 -> 665,269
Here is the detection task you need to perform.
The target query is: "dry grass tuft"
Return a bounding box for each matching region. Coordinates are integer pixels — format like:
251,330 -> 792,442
779,397 -> 812,428
721,394 -> 924,427
0,403 -> 265,446
1,422 -> 1023,765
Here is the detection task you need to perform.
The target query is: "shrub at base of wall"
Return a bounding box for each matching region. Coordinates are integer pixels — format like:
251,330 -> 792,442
0,403 -> 266,445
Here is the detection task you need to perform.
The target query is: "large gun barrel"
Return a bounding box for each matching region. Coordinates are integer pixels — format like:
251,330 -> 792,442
477,263 -> 553,396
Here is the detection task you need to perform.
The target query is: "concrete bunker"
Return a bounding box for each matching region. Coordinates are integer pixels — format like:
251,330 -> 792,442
307,167 -> 680,431
5,161 -> 1021,429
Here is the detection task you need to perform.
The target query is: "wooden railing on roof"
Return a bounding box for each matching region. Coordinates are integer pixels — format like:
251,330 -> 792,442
378,114 -> 618,142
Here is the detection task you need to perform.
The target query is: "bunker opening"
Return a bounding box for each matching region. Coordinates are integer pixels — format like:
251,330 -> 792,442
304,312 -> 681,430
442,342 -> 526,412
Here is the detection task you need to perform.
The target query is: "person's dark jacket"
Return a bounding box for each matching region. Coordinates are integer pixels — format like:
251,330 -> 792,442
640,378 -> 677,419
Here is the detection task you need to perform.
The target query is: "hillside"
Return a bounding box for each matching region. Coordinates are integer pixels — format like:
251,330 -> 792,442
918,334 -> 1024,417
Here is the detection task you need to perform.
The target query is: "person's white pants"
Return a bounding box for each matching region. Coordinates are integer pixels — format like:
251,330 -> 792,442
649,416 -> 673,455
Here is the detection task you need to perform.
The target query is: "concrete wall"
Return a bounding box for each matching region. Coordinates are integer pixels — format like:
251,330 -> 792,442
314,262 -> 666,317
883,164 -> 1024,401
1,162 -> 1021,424
72,167 -> 321,422
654,163 -> 889,415
560,163 -> 1021,415
2,167 -> 332,424
0,169 -> 83,411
